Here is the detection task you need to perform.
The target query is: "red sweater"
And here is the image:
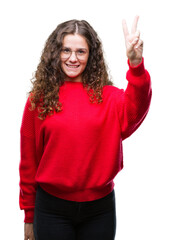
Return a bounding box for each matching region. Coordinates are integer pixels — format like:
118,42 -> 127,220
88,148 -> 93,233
19,58 -> 152,223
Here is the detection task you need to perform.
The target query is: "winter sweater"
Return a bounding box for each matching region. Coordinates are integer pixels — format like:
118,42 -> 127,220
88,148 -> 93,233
19,58 -> 152,223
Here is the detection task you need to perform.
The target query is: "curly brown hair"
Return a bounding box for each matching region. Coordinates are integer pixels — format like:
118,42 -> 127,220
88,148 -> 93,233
29,19 -> 113,120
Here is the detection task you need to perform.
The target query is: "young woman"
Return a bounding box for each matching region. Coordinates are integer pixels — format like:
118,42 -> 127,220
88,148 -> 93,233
19,16 -> 152,240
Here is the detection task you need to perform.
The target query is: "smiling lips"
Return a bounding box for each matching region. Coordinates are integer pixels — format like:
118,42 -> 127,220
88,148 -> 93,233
66,63 -> 80,68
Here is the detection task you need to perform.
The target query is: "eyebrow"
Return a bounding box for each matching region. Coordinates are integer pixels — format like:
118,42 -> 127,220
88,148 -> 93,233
62,46 -> 88,50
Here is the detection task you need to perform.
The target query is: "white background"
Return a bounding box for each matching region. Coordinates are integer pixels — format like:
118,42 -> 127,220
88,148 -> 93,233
0,0 -> 171,239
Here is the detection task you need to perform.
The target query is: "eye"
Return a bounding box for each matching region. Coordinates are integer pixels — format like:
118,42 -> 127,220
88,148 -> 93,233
77,49 -> 87,55
62,48 -> 71,53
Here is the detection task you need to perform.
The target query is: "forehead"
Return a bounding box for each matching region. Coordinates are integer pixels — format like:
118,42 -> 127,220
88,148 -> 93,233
62,34 -> 89,49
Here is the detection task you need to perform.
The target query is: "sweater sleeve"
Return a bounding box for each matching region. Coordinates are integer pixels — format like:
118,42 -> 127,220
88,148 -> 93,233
19,96 -> 38,223
117,58 -> 152,140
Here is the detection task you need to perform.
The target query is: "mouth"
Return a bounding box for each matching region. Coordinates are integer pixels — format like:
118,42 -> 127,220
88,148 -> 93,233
65,63 -> 80,68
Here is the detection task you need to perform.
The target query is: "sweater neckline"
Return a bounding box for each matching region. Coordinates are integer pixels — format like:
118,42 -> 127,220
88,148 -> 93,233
64,81 -> 83,84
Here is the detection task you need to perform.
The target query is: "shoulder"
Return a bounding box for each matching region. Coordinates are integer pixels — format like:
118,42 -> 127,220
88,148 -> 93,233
21,94 -> 38,125
103,85 -> 124,99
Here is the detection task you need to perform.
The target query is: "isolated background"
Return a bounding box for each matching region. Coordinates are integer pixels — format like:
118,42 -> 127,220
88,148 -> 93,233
0,0 -> 171,239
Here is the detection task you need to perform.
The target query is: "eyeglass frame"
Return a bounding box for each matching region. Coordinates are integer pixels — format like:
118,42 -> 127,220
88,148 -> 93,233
60,47 -> 89,60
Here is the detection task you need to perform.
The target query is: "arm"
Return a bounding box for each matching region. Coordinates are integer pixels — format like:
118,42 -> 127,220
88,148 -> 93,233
117,16 -> 152,139
117,57 -> 152,140
19,96 -> 38,223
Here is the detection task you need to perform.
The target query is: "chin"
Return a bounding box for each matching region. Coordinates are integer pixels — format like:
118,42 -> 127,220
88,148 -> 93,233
63,69 -> 82,79
67,73 -> 80,78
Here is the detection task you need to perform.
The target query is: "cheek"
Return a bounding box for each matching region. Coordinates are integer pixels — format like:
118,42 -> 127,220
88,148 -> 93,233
82,55 -> 89,67
80,61 -> 88,73
61,61 -> 68,73
82,58 -> 89,71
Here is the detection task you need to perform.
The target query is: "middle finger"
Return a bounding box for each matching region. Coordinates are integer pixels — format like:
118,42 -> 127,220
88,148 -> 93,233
131,15 -> 139,34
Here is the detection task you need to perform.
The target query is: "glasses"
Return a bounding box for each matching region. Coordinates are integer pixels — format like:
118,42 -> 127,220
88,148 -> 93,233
60,47 -> 89,60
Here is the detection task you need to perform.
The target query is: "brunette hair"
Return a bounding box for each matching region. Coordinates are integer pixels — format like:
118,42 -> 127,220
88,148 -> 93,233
29,19 -> 113,120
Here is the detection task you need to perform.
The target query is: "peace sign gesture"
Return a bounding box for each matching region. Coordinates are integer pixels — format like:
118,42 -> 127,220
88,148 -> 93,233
122,16 -> 143,67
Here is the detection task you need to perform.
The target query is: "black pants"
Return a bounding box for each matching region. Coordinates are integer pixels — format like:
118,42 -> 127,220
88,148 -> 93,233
33,186 -> 116,240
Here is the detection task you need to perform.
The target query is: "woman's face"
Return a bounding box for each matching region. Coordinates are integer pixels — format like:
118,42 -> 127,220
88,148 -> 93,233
60,34 -> 89,82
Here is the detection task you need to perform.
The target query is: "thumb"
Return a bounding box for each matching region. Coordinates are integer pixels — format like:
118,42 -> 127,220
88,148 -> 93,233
128,30 -> 140,50
128,37 -> 139,52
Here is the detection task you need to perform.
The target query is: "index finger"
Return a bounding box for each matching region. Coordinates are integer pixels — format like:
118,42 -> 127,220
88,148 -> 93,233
122,19 -> 129,39
131,15 -> 139,33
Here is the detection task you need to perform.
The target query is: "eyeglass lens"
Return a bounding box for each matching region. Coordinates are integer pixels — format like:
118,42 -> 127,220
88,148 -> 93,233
61,48 -> 88,60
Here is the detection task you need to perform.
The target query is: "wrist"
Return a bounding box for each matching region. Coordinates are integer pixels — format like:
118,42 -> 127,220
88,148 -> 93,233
127,57 -> 145,77
24,209 -> 34,223
129,57 -> 142,67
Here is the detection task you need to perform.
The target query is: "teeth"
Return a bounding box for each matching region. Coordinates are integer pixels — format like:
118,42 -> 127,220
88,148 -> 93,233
66,64 -> 79,68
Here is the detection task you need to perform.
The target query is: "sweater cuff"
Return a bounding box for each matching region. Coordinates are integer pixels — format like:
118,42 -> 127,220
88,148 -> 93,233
24,209 -> 34,223
126,57 -> 151,88
127,57 -> 145,76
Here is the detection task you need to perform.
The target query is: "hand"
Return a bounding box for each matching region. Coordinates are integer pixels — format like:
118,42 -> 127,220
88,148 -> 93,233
122,15 -> 143,67
24,223 -> 35,240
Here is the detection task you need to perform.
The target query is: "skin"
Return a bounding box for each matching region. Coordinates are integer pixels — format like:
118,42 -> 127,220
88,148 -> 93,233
61,34 -> 89,82
122,15 -> 143,67
24,223 -> 35,240
24,16 -> 143,240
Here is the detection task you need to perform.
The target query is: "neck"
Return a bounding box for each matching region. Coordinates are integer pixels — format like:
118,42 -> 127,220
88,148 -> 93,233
65,75 -> 82,82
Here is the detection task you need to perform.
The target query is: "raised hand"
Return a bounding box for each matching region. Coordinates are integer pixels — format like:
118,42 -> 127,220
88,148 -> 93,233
122,15 -> 143,67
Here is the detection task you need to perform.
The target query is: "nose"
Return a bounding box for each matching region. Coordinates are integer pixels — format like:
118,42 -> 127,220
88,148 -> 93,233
69,51 -> 77,62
